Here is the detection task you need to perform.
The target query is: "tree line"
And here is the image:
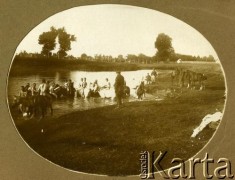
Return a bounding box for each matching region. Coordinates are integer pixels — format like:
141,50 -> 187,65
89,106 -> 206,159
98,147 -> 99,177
17,27 -> 216,63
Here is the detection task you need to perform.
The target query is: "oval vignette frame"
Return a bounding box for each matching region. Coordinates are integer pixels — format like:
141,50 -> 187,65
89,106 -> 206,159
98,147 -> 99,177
6,4 -> 227,177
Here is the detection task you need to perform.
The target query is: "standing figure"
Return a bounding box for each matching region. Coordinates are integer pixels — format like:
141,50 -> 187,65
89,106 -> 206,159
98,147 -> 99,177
25,83 -> 31,97
67,79 -> 74,97
45,81 -> 50,94
171,68 -> 179,86
19,86 -> 27,97
114,71 -> 125,108
145,73 -> 151,85
82,78 -> 87,89
49,81 -> 58,98
136,81 -> 145,99
151,68 -> 158,83
76,78 -> 84,97
38,79 -> 47,96
93,80 -> 100,96
79,78 -> 84,88
30,83 -> 38,96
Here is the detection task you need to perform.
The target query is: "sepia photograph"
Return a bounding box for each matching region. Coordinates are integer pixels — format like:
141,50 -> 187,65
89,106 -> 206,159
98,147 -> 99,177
7,4 -> 226,177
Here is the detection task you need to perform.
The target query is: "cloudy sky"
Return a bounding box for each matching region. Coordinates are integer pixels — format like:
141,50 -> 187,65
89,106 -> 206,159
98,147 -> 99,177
16,4 -> 219,59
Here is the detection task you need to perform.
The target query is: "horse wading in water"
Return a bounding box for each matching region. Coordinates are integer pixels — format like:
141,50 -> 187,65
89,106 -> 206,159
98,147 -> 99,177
13,95 -> 53,119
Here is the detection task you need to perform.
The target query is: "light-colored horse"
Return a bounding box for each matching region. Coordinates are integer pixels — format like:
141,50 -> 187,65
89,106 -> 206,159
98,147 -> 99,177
99,88 -> 115,99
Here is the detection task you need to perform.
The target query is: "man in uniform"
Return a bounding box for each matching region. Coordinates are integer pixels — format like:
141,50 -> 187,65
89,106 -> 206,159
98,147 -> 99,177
114,71 -> 125,108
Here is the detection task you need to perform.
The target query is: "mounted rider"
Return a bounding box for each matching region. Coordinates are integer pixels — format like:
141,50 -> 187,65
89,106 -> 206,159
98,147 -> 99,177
38,79 -> 49,96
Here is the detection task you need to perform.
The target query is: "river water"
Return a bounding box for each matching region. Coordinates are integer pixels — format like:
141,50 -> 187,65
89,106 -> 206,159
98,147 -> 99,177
8,70 -> 166,118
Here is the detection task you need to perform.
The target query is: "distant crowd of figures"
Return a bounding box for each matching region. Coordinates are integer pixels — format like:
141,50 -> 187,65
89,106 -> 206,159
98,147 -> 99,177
16,66 -> 206,104
17,68 -> 159,100
12,67 -> 207,119
12,69 -> 159,119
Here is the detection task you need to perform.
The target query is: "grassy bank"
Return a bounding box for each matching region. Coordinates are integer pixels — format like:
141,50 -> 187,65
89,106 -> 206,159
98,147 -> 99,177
9,57 -> 221,76
10,57 -> 138,76
14,88 -> 225,176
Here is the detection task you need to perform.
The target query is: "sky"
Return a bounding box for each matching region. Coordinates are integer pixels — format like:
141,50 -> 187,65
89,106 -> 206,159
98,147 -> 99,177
16,4 -> 219,60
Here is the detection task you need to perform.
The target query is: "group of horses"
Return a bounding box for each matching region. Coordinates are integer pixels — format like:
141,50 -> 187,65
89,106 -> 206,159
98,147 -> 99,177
50,83 -> 131,99
12,95 -> 53,119
12,81 -> 131,119
171,68 -> 207,90
11,68 -> 207,119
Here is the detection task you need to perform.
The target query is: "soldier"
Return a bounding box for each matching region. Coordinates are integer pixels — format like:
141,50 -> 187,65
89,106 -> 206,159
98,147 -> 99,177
114,71 -> 125,108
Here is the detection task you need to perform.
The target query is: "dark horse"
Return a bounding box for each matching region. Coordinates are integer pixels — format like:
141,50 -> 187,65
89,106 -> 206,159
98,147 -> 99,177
136,82 -> 145,99
53,84 -> 69,98
171,68 -> 187,87
185,70 -> 207,90
123,86 -> 130,97
13,95 -> 53,119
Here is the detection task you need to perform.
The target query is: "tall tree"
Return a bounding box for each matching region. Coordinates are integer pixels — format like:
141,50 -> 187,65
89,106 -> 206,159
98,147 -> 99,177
38,27 -> 76,58
57,27 -> 76,58
155,33 -> 175,62
38,26 -> 57,57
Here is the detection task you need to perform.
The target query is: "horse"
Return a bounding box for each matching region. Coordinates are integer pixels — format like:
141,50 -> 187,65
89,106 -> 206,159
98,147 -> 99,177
53,85 -> 68,98
67,84 -> 76,98
86,89 -> 101,98
12,96 -> 35,116
33,95 -> 53,118
192,73 -> 207,90
171,68 -> 186,88
177,69 -> 187,88
135,82 -> 145,99
123,86 -> 130,97
76,87 -> 91,98
198,73 -> 207,90
185,70 -> 207,90
151,75 -> 157,84
99,88 -> 115,99
13,95 -> 53,119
